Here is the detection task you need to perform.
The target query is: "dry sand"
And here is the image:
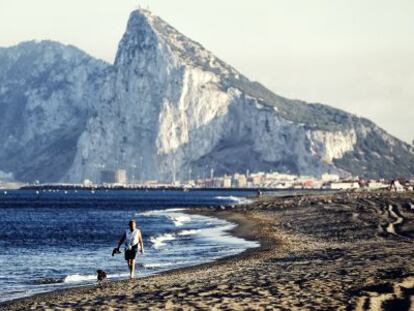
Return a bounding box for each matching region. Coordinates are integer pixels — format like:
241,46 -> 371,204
1,191 -> 414,310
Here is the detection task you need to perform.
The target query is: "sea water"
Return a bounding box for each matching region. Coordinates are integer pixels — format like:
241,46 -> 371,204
0,189 -> 259,302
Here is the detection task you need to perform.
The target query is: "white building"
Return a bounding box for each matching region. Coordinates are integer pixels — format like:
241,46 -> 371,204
367,181 -> 388,190
115,169 -> 128,184
83,179 -> 93,186
328,181 -> 360,190
321,173 -> 340,182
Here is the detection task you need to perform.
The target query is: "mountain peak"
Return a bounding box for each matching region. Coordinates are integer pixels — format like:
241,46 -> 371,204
126,8 -> 155,32
117,9 -> 240,82
1,9 -> 414,182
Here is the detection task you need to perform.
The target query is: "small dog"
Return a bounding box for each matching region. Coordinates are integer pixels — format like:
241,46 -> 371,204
97,270 -> 107,283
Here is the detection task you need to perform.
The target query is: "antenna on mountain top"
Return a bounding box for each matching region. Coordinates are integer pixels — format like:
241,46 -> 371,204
136,3 -> 151,13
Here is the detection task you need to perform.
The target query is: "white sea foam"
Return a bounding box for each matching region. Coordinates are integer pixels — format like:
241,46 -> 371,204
215,196 -> 252,205
143,261 -> 193,269
178,229 -> 199,236
135,208 -> 187,217
150,233 -> 176,249
1,195 -> 261,303
197,222 -> 260,248
136,208 -> 191,227
169,214 -> 191,227
63,272 -> 129,283
63,274 -> 96,283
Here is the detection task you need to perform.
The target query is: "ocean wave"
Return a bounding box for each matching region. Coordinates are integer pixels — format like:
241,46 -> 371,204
178,229 -> 199,236
215,196 -> 252,205
135,208 -> 187,217
143,261 -> 193,269
1,193 -> 261,303
169,214 -> 191,227
63,274 -> 96,283
62,272 -> 130,283
149,233 -> 176,249
136,208 -> 192,227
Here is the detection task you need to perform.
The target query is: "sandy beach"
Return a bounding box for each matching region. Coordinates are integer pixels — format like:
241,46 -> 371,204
1,190 -> 414,310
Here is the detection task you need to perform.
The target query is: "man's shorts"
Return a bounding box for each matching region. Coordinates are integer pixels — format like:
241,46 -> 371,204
124,244 -> 138,260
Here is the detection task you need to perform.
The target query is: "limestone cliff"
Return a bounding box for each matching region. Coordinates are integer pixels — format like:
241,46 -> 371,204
1,10 -> 413,182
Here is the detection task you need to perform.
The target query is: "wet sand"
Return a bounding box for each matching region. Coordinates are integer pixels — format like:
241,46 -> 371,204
1,190 -> 414,310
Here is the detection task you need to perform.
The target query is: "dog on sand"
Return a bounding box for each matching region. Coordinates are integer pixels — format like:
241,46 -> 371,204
96,270 -> 107,283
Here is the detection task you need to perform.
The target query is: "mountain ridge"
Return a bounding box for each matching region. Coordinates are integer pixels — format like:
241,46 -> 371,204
1,9 -> 413,183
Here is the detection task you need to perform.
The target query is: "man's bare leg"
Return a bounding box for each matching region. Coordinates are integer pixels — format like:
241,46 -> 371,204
127,259 -> 132,278
130,259 -> 136,278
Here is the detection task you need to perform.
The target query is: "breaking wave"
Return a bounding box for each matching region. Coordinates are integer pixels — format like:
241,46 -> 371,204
169,214 -> 191,227
135,208 -> 186,217
63,274 -> 96,283
136,208 -> 192,227
178,229 -> 199,236
149,233 -> 177,249
142,261 -> 192,269
215,196 -> 252,205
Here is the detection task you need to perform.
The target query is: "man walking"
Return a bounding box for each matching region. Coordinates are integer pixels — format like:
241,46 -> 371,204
115,219 -> 144,279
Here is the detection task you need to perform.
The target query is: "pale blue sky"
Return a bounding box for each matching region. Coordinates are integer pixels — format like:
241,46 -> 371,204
1,0 -> 413,143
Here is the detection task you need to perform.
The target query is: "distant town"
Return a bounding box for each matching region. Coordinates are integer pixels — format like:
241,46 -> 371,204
1,169 -> 413,192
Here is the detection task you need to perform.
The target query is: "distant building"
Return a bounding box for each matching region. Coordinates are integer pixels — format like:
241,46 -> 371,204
213,178 -> 223,188
249,174 -> 263,186
367,181 -> 388,190
233,174 -> 247,188
100,169 -> 128,184
321,174 -> 340,182
83,179 -> 93,186
266,172 -> 296,182
115,169 -> 128,184
328,181 -> 360,190
100,170 -> 116,184
223,176 -> 232,188
302,179 -> 314,189
390,180 -> 405,192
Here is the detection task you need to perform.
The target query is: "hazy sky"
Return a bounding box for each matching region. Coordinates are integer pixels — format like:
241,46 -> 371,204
1,0 -> 413,143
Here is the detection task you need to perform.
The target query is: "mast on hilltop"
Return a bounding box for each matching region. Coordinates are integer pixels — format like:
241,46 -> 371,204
137,3 -> 150,11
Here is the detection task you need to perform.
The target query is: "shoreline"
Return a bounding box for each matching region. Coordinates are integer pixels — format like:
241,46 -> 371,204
2,190 -> 414,310
0,203 -> 269,309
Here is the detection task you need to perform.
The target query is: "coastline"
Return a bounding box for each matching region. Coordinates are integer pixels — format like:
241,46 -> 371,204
0,203 -> 270,310
1,190 -> 414,310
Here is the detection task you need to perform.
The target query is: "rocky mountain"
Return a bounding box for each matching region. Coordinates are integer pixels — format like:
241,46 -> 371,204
0,41 -> 108,182
1,9 -> 413,183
